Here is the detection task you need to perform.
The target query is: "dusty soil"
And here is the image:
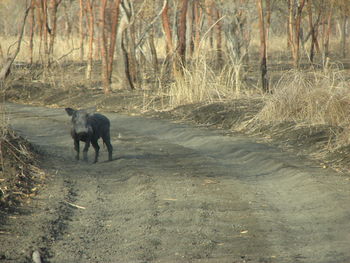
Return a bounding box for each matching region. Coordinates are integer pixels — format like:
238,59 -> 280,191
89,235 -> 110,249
1,101 -> 350,263
2,65 -> 350,262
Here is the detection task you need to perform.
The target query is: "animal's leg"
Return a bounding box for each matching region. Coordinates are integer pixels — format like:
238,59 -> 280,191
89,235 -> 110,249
74,139 -> 80,160
82,140 -> 90,161
91,139 -> 100,163
102,132 -> 113,161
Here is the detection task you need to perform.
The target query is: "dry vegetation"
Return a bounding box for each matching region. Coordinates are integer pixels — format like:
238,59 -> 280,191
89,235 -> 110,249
0,93 -> 44,209
257,68 -> 350,125
1,0 -> 350,198
0,126 -> 44,210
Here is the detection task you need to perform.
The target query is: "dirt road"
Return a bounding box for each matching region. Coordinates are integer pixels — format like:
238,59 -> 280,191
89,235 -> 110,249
2,103 -> 350,263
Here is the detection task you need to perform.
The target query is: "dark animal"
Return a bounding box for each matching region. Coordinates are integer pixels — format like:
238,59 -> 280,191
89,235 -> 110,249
65,107 -> 113,163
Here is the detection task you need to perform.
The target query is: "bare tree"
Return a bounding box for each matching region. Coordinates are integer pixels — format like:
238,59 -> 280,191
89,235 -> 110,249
79,0 -> 85,61
306,0 -> 321,63
29,0 -> 35,64
215,6 -> 223,66
0,5 -> 31,82
100,0 -> 110,93
48,0 -> 62,61
176,0 -> 189,71
85,0 -> 94,79
322,0 -> 334,67
288,0 -> 306,68
162,0 -> 174,55
107,0 -> 122,82
41,0 -> 49,67
193,0 -> 202,54
340,13 -> 348,58
256,0 -> 269,92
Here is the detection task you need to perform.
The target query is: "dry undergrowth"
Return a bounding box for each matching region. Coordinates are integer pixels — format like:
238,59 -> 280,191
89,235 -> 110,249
257,67 -> 350,125
166,51 -> 248,108
0,111 -> 44,210
250,65 -> 350,147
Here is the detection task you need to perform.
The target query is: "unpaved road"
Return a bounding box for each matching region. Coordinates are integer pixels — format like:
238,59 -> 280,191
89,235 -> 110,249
2,103 -> 350,263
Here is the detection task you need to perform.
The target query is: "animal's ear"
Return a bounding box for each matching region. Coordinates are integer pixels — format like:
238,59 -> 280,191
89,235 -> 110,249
65,108 -> 76,116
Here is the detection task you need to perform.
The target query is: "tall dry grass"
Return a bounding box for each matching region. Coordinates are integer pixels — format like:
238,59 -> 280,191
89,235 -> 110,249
256,65 -> 350,127
167,58 -> 222,106
165,50 -> 249,108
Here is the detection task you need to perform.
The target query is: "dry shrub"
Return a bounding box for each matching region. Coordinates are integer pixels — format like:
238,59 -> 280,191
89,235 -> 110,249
256,67 -> 350,127
167,52 -> 247,107
168,59 -> 221,106
0,107 -> 44,209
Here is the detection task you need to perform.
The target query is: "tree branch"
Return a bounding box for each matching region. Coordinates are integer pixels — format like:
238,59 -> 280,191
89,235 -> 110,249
0,5 -> 31,82
134,0 -> 168,49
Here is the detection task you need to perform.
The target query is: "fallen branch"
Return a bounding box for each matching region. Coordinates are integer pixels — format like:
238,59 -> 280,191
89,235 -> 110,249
57,47 -> 80,61
65,201 -> 86,210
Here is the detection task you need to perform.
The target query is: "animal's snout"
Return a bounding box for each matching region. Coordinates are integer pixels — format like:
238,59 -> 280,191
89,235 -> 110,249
75,127 -> 89,135
75,130 -> 88,140
77,131 -> 87,136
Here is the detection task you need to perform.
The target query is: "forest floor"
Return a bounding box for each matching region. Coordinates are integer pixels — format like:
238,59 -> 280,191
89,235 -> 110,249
1,65 -> 350,262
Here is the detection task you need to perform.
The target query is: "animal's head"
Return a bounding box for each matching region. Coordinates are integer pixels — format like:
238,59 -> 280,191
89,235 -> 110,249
65,107 -> 95,136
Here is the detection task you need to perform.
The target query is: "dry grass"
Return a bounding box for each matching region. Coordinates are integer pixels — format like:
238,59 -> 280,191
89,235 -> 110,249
168,59 -> 221,106
256,65 -> 350,127
165,51 -> 250,108
1,35 -> 169,63
0,35 -> 84,62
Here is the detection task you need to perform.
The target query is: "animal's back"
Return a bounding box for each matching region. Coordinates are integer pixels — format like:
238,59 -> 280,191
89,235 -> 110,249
88,113 -> 110,138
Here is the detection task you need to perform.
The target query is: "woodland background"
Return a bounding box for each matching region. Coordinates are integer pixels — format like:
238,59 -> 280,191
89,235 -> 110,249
1,0 -> 350,127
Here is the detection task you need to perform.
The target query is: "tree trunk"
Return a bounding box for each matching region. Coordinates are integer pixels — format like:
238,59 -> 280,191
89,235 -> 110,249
193,0 -> 202,55
107,0 -> 121,81
79,0 -> 85,61
36,0 -> 43,60
215,7 -> 223,67
307,0 -> 315,63
48,0 -> 60,62
62,1 -> 72,38
341,14 -> 348,58
206,0 -> 214,49
0,6 -> 30,82
176,0 -> 189,70
288,0 -> 306,68
121,0 -> 137,87
29,0 -> 35,65
256,0 -> 269,93
161,1 -> 173,76
121,31 -> 134,90
162,1 -> 174,54
100,0 -> 110,94
115,4 -> 133,90
85,0 -> 94,80
265,0 -> 271,52
186,0 -> 194,59
322,1 -> 334,67
127,22 -> 138,86
41,0 -> 49,67
149,26 -> 159,77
